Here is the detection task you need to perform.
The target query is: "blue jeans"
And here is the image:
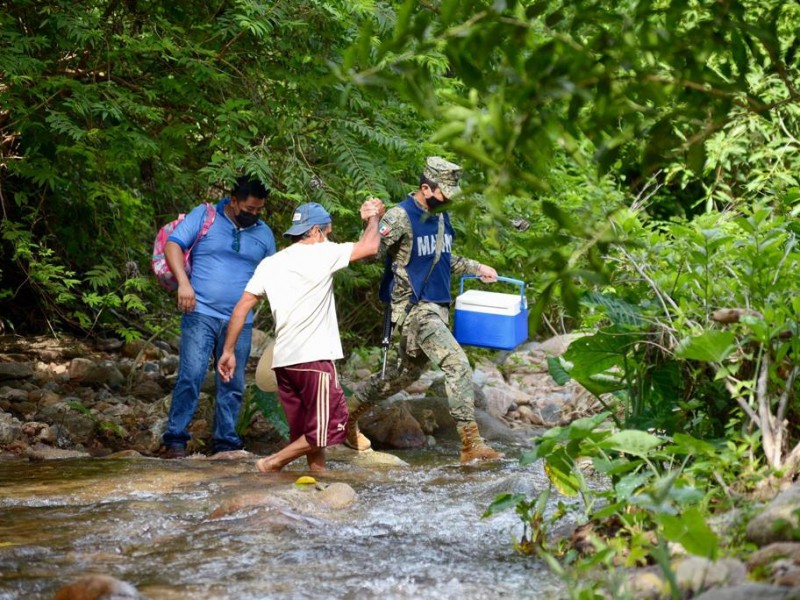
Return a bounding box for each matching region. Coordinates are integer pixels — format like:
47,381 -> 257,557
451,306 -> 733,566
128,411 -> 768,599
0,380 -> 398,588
162,311 -> 252,453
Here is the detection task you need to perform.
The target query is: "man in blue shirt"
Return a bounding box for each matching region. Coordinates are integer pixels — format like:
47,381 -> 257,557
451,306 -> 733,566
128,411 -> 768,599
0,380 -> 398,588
160,176 -> 276,458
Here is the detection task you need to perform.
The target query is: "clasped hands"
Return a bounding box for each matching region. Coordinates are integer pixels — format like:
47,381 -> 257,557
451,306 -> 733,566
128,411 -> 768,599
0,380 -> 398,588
360,197 -> 385,220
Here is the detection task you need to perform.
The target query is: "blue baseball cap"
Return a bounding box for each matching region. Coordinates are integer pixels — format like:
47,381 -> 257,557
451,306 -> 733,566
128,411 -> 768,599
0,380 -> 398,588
283,202 -> 332,238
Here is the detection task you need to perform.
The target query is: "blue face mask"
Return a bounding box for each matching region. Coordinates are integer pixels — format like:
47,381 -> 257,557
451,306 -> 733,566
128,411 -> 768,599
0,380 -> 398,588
235,211 -> 258,228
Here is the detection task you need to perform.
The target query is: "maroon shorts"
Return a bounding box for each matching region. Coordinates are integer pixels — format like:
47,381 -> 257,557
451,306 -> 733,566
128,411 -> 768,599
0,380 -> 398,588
274,360 -> 348,447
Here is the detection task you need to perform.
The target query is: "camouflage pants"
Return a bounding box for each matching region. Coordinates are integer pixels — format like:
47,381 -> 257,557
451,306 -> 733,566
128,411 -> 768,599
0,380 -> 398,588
350,301 -> 475,423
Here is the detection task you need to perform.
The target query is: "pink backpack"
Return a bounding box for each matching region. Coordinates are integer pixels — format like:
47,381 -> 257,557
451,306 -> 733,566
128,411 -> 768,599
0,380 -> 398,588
151,202 -> 217,291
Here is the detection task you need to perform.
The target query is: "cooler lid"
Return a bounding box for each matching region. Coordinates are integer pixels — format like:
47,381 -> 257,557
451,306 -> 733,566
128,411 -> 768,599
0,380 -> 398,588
455,289 -> 522,310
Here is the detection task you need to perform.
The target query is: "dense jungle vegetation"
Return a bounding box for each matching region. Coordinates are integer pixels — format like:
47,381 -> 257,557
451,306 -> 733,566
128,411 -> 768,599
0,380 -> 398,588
2,0 -> 799,596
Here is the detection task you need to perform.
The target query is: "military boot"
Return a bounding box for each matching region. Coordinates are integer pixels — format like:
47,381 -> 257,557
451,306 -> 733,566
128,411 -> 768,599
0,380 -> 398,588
344,403 -> 373,451
457,421 -> 504,463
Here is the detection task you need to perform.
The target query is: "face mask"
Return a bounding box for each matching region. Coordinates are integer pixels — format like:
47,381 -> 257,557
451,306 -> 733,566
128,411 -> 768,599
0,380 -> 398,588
235,211 -> 258,228
427,197 -> 447,211
423,184 -> 446,211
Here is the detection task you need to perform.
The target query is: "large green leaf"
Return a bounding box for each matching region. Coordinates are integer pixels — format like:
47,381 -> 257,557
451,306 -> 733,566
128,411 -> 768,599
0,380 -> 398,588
668,433 -> 717,456
251,388 -> 289,440
581,291 -> 645,329
482,493 -> 527,519
547,356 -> 572,385
675,331 -> 736,362
544,449 -> 583,497
597,430 -> 664,457
657,508 -> 719,558
561,329 -> 637,395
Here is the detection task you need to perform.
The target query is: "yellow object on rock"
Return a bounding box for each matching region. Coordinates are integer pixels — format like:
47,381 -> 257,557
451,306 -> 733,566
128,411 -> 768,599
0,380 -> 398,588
294,476 -> 317,486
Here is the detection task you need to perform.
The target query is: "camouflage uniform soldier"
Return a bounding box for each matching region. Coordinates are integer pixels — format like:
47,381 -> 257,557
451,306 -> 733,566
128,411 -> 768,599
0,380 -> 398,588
346,157 -> 503,463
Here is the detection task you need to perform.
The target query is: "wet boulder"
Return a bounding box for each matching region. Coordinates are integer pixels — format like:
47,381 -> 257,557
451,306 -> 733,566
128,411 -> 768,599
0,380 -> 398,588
326,445 -> 409,467
361,401 -> 426,449
208,492 -> 284,519
54,574 -> 142,600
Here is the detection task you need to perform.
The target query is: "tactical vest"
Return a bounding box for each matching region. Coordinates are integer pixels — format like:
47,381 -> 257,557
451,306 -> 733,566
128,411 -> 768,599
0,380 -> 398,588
380,195 -> 454,305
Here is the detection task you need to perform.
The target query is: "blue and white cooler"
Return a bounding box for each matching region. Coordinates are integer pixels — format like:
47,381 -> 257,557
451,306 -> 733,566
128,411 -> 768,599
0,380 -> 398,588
454,276 -> 528,351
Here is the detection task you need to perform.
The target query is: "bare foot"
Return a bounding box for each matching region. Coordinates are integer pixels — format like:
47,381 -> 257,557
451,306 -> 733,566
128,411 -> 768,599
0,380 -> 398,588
256,456 -> 282,473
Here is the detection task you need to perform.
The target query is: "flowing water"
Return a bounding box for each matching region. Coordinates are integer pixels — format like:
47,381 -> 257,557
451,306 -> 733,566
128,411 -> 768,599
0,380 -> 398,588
0,443 -> 566,599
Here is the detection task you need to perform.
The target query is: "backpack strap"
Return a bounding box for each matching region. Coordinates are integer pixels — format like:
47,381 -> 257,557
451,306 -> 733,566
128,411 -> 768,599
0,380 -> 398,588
185,203 -> 217,262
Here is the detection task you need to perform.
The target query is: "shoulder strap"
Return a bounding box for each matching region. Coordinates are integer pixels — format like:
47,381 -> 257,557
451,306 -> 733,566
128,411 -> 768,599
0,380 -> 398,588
413,214 -> 445,303
188,203 -> 216,251
185,203 -> 216,262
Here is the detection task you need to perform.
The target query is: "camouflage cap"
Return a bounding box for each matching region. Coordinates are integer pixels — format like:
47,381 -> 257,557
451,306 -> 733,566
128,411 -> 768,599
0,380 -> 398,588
423,156 -> 462,199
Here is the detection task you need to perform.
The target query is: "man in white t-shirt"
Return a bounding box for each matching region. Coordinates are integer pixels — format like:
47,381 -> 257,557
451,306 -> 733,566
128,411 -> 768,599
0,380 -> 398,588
218,199 -> 384,472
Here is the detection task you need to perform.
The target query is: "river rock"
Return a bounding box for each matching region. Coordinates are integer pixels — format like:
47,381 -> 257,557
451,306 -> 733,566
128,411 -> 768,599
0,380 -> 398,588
68,358 -> 125,388
21,421 -> 56,444
624,568 -> 668,600
476,409 -> 537,444
326,445 -> 409,467
0,361 -> 34,381
692,583 -> 800,600
129,379 -> 165,401
361,401 -> 426,449
415,408 -> 438,434
210,483 -> 356,520
54,574 -> 142,600
103,449 -> 144,459
0,386 -> 29,403
121,340 -> 161,360
482,380 -> 517,419
747,483 -> 800,545
68,358 -> 97,381
36,404 -> 96,444
0,412 -> 22,444
535,333 -> 586,356
310,481 -> 357,509
746,542 -> 800,586
674,556 -> 747,594
24,443 -> 90,460
159,354 -> 180,375
29,388 -> 62,407
748,542 -> 800,570
405,397 -> 456,436
208,492 -> 286,519
94,337 -> 124,352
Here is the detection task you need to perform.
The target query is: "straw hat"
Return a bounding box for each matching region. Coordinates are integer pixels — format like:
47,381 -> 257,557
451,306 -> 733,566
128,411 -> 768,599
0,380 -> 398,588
254,340 -> 277,392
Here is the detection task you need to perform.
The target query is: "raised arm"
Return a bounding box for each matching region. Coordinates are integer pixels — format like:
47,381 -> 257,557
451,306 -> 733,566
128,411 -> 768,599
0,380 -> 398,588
350,198 -> 385,262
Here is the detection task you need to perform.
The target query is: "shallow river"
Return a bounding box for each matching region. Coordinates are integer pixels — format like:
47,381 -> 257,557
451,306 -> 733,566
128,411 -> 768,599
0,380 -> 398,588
0,442 -> 565,599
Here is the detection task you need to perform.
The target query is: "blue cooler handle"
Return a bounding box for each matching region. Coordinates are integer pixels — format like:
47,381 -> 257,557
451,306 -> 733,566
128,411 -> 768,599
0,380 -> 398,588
459,275 -> 527,309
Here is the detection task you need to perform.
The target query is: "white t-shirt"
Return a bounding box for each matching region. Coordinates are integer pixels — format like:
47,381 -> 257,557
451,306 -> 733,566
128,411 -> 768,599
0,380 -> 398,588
245,240 -> 354,368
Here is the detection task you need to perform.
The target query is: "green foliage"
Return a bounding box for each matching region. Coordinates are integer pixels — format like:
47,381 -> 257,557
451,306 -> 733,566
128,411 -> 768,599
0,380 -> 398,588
483,488 -> 575,556
492,416 -> 730,596
549,199 -> 799,449
64,399 -> 92,416
342,0 -> 800,315
0,0 -> 441,340
236,385 -> 289,440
